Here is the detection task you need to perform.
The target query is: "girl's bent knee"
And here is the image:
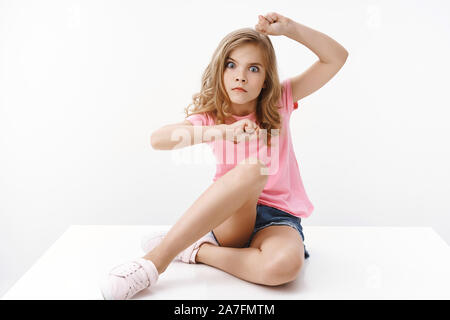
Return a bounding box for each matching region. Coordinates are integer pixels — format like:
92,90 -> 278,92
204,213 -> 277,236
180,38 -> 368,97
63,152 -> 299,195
238,157 -> 267,168
236,160 -> 269,186
260,255 -> 303,286
238,157 -> 268,175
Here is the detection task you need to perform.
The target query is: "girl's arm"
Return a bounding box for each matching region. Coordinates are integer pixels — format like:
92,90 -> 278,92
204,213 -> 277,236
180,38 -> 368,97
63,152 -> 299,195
151,121 -> 226,150
283,19 -> 348,64
256,13 -> 348,102
151,118 -> 260,150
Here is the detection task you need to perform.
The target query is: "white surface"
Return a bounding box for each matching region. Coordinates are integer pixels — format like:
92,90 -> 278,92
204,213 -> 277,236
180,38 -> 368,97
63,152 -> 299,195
3,0 -> 450,298
2,225 -> 450,300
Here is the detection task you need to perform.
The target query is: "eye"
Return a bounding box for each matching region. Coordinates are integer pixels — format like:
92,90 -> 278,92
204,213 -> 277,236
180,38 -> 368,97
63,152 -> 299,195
226,61 -> 260,73
226,61 -> 235,68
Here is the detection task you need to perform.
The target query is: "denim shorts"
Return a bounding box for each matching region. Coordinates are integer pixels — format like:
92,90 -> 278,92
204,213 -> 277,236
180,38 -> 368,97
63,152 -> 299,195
212,203 -> 310,259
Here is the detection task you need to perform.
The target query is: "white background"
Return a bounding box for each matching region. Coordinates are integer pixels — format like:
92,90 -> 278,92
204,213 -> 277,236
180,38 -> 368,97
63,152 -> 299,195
1,0 -> 449,297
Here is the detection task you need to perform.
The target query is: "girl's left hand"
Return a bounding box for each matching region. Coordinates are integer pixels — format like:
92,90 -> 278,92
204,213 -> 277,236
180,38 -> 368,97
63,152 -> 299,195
255,12 -> 292,36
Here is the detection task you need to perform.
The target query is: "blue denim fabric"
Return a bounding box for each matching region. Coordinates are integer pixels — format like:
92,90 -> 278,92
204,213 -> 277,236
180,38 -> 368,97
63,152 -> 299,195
211,203 -> 310,259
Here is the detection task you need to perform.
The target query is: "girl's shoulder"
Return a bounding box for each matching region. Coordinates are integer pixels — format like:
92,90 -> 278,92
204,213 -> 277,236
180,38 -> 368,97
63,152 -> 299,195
186,111 -> 216,126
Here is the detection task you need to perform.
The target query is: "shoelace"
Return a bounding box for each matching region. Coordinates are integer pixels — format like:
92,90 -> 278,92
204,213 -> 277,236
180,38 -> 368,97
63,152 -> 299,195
110,261 -> 150,299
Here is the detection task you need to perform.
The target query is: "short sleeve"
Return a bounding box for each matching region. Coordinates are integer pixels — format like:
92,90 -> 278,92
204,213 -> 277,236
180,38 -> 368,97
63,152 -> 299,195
186,112 -> 215,126
281,78 -> 299,115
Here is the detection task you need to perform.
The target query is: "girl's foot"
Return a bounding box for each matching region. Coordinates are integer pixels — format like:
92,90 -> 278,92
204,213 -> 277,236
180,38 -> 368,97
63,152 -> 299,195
141,231 -> 219,264
100,258 -> 159,300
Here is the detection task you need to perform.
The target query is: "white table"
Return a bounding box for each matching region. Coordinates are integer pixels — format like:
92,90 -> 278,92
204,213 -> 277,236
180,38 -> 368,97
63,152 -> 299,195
2,225 -> 450,300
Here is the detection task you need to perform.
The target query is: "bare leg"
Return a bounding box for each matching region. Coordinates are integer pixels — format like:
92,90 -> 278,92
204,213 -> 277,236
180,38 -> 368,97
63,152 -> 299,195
144,159 -> 268,274
196,226 -> 305,286
195,225 -> 305,286
195,243 -> 268,285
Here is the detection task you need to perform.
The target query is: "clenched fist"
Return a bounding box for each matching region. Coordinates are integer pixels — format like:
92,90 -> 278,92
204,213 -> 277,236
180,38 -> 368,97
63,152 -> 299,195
223,119 -> 261,144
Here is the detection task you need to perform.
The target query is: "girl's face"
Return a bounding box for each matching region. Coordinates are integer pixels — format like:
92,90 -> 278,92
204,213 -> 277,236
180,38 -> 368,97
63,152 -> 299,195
223,43 -> 266,115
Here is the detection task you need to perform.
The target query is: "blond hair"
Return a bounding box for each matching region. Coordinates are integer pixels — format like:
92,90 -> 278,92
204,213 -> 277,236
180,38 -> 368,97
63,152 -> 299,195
184,27 -> 283,147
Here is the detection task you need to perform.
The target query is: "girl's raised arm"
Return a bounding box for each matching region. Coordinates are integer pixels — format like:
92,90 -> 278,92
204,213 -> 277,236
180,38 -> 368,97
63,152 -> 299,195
255,12 -> 348,102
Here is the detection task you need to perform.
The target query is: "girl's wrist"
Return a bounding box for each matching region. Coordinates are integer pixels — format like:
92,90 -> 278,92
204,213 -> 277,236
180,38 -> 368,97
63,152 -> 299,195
283,18 -> 298,38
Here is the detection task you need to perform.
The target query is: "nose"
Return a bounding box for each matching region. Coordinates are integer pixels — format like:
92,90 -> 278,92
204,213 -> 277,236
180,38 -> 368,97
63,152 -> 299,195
235,69 -> 247,83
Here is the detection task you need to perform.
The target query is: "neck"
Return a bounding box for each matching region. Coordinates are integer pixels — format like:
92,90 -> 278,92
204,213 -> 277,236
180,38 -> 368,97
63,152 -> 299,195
230,101 -> 257,116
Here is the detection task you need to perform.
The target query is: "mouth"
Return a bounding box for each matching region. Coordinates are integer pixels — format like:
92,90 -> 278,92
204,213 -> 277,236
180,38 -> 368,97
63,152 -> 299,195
232,88 -> 247,92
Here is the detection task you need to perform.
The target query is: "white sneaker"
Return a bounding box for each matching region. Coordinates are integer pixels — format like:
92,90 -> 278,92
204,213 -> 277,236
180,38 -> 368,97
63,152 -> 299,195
141,231 -> 219,264
100,258 -> 159,300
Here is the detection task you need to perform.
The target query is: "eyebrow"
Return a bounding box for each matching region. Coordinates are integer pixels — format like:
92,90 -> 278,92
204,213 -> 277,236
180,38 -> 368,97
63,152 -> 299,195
227,57 -> 263,67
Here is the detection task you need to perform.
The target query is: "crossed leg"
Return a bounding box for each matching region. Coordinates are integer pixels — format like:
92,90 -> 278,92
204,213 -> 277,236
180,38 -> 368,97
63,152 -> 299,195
196,225 -> 305,286
144,154 -> 305,286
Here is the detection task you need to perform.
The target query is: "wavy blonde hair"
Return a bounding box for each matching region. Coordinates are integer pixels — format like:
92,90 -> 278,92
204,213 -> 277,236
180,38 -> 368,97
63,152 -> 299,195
184,27 -> 283,147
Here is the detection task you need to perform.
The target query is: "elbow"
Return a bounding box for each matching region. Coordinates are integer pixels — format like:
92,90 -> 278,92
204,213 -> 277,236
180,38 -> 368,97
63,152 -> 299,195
334,51 -> 348,67
150,132 -> 161,150
335,46 -> 349,64
341,49 -> 349,63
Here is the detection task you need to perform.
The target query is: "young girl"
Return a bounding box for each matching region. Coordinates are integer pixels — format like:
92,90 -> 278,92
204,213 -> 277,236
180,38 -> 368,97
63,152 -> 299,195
100,12 -> 348,300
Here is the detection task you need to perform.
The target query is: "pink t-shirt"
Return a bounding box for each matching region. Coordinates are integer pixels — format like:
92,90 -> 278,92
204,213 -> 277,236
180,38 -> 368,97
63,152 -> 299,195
186,78 -> 314,218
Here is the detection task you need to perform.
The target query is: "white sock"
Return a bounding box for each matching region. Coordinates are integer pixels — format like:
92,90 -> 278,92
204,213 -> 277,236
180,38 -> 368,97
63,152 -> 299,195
189,231 -> 219,264
207,231 -> 219,246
